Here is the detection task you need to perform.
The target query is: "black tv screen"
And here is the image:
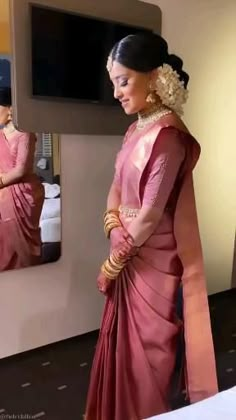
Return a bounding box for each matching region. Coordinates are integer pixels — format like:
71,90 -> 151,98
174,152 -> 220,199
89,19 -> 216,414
31,5 -> 151,104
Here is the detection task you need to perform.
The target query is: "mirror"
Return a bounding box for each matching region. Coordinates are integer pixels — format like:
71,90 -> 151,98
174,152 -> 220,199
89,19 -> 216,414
35,132 -> 61,265
0,54 -> 61,272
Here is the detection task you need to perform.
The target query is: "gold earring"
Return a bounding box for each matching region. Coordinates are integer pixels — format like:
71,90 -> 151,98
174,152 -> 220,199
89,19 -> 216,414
146,91 -> 157,104
146,81 -> 157,104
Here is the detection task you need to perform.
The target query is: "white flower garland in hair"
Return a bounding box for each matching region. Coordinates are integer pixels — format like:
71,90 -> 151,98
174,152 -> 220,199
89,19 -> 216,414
154,64 -> 188,116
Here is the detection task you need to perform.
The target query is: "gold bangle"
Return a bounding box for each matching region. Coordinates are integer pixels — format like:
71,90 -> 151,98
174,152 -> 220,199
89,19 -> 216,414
104,220 -> 120,229
109,255 -> 125,271
104,212 -> 119,221
103,210 -> 120,225
100,251 -> 127,280
103,210 -> 122,238
104,223 -> 120,238
105,259 -> 121,274
109,253 -> 126,268
101,262 -> 117,280
105,220 -> 120,229
104,221 -> 120,233
103,208 -> 120,217
102,257 -> 123,278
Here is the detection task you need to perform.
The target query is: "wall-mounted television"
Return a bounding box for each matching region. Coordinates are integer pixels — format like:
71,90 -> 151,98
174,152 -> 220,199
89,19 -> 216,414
30,5 -> 152,105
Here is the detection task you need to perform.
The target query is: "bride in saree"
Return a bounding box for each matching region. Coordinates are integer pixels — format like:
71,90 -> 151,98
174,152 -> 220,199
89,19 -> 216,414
85,33 -> 218,420
0,87 -> 44,271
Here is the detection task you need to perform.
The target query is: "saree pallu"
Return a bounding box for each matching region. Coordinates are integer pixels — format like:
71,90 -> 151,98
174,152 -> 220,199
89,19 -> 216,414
85,115 -> 218,420
0,132 -> 44,270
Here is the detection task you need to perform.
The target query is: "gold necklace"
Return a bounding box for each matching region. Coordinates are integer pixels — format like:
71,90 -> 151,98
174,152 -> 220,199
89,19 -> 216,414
137,104 -> 172,130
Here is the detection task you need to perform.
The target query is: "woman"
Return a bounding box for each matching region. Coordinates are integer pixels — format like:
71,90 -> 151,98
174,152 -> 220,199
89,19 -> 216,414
0,87 -> 44,270
85,33 -> 218,420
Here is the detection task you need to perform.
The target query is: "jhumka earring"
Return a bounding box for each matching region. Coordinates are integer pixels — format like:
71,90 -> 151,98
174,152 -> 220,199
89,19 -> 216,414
146,82 -> 157,104
146,91 -> 157,104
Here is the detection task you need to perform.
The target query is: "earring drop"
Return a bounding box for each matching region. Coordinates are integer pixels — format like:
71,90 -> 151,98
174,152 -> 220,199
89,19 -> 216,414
146,91 -> 157,104
146,81 -> 157,104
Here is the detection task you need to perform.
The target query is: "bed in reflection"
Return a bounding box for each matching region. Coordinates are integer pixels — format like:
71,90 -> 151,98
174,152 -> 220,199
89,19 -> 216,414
40,181 -> 61,264
35,133 -> 61,265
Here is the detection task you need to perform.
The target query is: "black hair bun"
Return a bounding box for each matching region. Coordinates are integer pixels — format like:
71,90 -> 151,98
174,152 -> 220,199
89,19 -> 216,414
166,54 -> 189,88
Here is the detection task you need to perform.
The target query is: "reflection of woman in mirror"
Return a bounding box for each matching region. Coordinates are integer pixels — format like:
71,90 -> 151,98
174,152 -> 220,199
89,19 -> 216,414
0,87 -> 44,270
85,33 -> 218,419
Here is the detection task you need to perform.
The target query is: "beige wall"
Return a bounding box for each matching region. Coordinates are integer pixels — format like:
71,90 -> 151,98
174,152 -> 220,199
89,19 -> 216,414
143,0 -> 236,294
0,0 -> 10,52
0,0 -> 161,358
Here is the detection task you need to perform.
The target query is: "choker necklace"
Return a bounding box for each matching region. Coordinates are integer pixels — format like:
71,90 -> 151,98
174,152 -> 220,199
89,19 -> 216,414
3,121 -> 16,136
137,104 -> 172,130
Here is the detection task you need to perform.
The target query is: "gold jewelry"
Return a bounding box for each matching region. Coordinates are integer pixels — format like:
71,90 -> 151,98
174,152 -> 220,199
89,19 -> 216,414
3,121 -> 16,135
109,253 -> 126,268
145,81 -> 158,104
103,209 -> 122,238
146,82 -> 160,105
101,259 -> 122,280
103,208 -> 120,217
101,249 -> 127,280
137,104 -> 172,130
146,92 -> 157,104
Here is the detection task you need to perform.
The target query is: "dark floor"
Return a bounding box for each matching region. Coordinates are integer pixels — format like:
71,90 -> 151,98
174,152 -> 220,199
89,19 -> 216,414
0,289 -> 235,420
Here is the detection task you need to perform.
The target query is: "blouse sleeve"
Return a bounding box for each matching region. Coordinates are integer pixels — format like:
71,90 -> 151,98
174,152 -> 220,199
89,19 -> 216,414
113,150 -> 122,186
142,127 -> 186,212
15,133 -> 36,172
113,123 -> 135,187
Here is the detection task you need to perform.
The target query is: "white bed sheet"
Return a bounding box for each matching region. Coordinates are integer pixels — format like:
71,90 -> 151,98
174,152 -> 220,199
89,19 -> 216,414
144,387 -> 236,420
40,197 -> 61,220
40,217 -> 61,243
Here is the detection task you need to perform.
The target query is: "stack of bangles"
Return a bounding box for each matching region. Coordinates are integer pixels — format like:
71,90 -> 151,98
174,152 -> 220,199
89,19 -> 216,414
103,208 -> 121,238
101,251 -> 127,280
102,208 -> 134,280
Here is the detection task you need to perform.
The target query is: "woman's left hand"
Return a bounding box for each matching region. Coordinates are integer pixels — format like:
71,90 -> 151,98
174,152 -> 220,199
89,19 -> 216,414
97,272 -> 112,295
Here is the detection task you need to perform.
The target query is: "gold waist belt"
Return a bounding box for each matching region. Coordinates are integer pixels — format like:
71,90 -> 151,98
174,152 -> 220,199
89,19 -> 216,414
119,205 -> 140,218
